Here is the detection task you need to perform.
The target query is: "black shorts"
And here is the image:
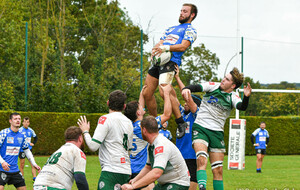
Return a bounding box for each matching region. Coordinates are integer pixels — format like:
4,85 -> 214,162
19,152 -> 26,159
185,159 -> 197,182
256,149 -> 267,155
148,61 -> 176,79
0,171 -> 25,188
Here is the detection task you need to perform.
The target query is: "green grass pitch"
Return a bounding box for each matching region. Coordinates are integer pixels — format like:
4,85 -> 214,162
4,155 -> 299,189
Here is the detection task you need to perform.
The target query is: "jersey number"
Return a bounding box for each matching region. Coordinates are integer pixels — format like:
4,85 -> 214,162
46,152 -> 62,165
123,134 -> 128,151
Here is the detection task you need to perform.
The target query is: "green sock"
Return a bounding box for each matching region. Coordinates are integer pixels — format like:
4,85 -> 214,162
196,170 -> 207,188
213,180 -> 224,190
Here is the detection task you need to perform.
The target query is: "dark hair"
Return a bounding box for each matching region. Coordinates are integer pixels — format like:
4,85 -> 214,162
124,101 -> 139,121
23,117 -> 30,121
183,3 -> 198,21
10,112 -> 20,120
191,94 -> 202,107
141,116 -> 159,134
260,121 -> 266,125
65,126 -> 82,142
108,90 -> 127,111
230,67 -> 244,89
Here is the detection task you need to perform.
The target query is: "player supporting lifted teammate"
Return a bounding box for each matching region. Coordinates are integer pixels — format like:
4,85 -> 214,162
124,85 -> 172,190
121,116 -> 190,190
143,3 -> 197,138
0,113 -> 41,190
33,126 -> 89,190
18,117 -> 38,182
77,90 -> 133,190
182,68 -> 252,190
174,65 -> 201,190
251,122 -> 269,173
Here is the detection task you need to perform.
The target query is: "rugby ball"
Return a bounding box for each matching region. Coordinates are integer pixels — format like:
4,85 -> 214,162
152,52 -> 172,67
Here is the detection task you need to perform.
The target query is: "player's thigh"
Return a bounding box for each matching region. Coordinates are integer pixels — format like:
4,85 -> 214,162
192,124 -> 209,151
98,171 -> 130,190
207,130 -> 226,153
144,74 -> 159,96
8,172 -> 26,188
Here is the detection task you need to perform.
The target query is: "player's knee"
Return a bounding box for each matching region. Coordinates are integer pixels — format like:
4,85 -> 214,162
211,161 -> 223,178
196,151 -> 208,166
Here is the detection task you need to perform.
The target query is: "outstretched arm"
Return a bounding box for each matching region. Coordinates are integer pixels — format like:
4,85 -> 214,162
23,148 -> 41,172
77,116 -> 101,152
236,83 -> 252,111
174,65 -> 185,91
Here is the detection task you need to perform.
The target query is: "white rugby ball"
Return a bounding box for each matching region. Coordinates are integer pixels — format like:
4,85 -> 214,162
152,52 -> 172,66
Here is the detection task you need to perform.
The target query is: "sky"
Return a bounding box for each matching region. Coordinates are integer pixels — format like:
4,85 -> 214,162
118,0 -> 300,84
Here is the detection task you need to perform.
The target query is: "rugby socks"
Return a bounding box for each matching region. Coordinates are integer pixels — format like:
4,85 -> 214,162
197,170 -> 207,189
213,180 -> 224,190
175,116 -> 184,124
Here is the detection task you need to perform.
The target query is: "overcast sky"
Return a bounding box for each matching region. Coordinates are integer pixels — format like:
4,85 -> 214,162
118,0 -> 300,84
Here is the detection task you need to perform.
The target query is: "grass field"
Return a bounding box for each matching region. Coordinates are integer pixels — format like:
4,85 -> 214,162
5,155 -> 299,190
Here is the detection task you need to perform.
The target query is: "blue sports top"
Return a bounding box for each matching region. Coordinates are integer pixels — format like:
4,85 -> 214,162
176,104 -> 199,159
252,128 -> 269,149
160,23 -> 197,66
19,126 -> 37,151
130,116 -> 162,174
159,129 -> 172,140
0,128 -> 29,172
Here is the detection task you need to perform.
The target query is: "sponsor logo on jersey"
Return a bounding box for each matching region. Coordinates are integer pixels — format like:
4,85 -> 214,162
235,94 -> 241,99
120,157 -> 126,163
165,34 -> 179,45
98,116 -> 107,125
80,151 -> 86,160
6,146 -> 20,155
155,146 -> 164,155
177,28 -> 185,33
209,82 -> 215,85
7,137 -> 14,144
18,137 -> 23,144
207,96 -> 218,104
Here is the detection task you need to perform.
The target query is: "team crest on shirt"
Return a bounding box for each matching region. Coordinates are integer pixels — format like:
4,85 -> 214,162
177,28 -> 185,32
99,181 -> 105,189
17,137 -> 23,144
7,137 -> 14,144
155,146 -> 164,155
27,132 -> 31,136
98,116 -> 107,124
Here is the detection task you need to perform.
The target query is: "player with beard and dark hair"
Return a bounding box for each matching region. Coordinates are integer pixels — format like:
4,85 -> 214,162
34,126 -> 89,190
142,3 -> 198,140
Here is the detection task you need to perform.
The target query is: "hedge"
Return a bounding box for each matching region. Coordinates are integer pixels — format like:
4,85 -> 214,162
0,111 -> 299,155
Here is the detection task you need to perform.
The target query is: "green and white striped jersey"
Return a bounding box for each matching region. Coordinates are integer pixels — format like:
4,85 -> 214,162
195,82 -> 242,131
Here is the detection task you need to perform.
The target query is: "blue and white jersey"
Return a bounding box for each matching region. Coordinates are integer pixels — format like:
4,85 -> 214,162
252,128 -> 269,149
160,23 -> 197,66
176,105 -> 199,159
19,126 -> 37,151
130,116 -> 162,174
0,128 -> 29,172
159,129 -> 172,140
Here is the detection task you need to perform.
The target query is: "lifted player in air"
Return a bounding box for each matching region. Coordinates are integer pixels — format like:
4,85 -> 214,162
142,3 -> 198,139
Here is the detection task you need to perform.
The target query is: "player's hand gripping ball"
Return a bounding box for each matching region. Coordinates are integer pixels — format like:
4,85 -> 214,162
152,51 -> 172,67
